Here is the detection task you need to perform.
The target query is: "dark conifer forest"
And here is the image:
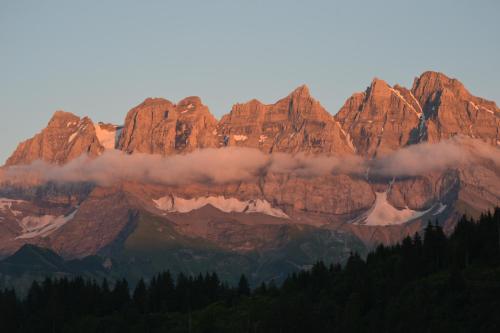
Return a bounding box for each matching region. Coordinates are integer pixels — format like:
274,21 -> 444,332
1,210 -> 500,332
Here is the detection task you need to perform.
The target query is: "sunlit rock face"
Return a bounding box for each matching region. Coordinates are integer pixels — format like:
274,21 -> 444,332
335,79 -> 422,157
1,71 -> 499,261
217,85 -> 355,155
118,96 -> 219,155
6,111 -> 104,165
411,71 -> 500,144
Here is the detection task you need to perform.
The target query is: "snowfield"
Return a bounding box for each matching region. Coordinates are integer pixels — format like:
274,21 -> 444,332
153,195 -> 288,218
0,198 -> 25,217
95,124 -> 117,149
16,209 -> 78,239
233,135 -> 248,142
362,192 -> 431,226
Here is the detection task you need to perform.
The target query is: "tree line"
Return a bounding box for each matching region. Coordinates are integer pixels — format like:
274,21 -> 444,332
1,209 -> 499,332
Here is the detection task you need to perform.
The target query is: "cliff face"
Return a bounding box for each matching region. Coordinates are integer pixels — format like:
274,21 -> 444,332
411,71 -> 500,144
217,85 -> 355,155
6,111 -> 104,166
335,72 -> 500,158
117,96 -> 218,155
335,79 -> 422,157
9,72 -> 498,165
1,71 -> 499,260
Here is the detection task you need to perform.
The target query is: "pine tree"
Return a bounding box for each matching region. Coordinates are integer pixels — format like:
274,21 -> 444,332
133,278 -> 148,313
238,274 -> 250,296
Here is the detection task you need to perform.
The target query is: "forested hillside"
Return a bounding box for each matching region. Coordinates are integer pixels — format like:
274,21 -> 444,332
1,209 -> 499,332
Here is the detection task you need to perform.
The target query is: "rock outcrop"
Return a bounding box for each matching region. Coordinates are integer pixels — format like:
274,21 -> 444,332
6,111 -> 104,165
335,72 -> 500,158
411,71 -> 500,144
1,71 -> 499,261
335,79 -> 422,157
217,85 -> 355,155
118,96 -> 218,155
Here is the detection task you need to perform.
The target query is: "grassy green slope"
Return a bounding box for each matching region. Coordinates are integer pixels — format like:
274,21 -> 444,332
115,212 -> 367,285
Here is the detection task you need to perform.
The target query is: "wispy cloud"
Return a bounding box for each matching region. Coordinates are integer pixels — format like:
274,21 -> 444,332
1,137 -> 498,186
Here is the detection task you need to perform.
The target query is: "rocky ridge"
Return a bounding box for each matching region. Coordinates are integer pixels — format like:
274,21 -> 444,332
6,72 -> 498,166
0,71 -> 499,266
217,85 -> 355,155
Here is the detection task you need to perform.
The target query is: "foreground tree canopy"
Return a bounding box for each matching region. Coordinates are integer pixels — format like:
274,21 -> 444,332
1,209 -> 499,333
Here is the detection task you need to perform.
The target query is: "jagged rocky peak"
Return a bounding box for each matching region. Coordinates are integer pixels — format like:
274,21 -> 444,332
5,110 -> 104,166
289,84 -> 310,97
412,71 -> 499,114
177,96 -> 202,107
48,110 -> 80,127
412,71 -> 469,108
176,96 -> 216,121
335,78 -> 422,157
279,84 -> 327,119
231,98 -> 266,116
118,96 -> 218,155
367,78 -> 392,96
5,72 -> 499,168
217,85 -> 355,155
411,71 -> 500,144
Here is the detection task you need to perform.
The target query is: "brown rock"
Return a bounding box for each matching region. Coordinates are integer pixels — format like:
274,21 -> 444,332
387,171 -> 459,211
335,78 -> 422,157
1,72 -> 499,257
217,85 -> 355,155
261,173 -> 374,215
411,71 -> 500,144
118,96 -> 218,155
47,186 -> 139,258
6,111 -> 104,165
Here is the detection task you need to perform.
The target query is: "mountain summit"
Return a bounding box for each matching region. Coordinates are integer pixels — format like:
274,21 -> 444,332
6,111 -> 104,165
217,84 -> 354,154
411,71 -> 499,143
118,96 -> 218,155
6,72 -> 499,165
0,71 -> 499,284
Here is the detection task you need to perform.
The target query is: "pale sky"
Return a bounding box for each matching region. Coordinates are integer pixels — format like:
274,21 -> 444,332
1,0 -> 499,163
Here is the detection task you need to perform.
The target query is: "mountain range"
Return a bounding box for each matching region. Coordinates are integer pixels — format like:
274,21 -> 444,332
0,71 -> 499,285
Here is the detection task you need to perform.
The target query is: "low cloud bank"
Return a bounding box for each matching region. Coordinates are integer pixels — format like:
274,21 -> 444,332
368,137 -> 500,177
1,137 -> 498,186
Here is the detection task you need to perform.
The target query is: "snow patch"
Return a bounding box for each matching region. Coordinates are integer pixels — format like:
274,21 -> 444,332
0,198 -> 21,211
468,101 -> 479,110
433,203 -> 447,215
469,124 -> 475,138
408,92 -> 423,113
233,135 -> 248,142
481,106 -> 495,114
95,123 -> 117,149
259,135 -> 267,143
153,195 -> 288,218
16,209 -> 78,239
467,101 -> 494,114
336,122 -> 356,152
389,87 -> 421,117
0,198 -> 25,216
68,132 -> 78,143
360,192 -> 431,226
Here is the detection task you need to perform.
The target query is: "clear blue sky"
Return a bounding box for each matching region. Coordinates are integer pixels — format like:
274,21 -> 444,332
1,0 -> 499,163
